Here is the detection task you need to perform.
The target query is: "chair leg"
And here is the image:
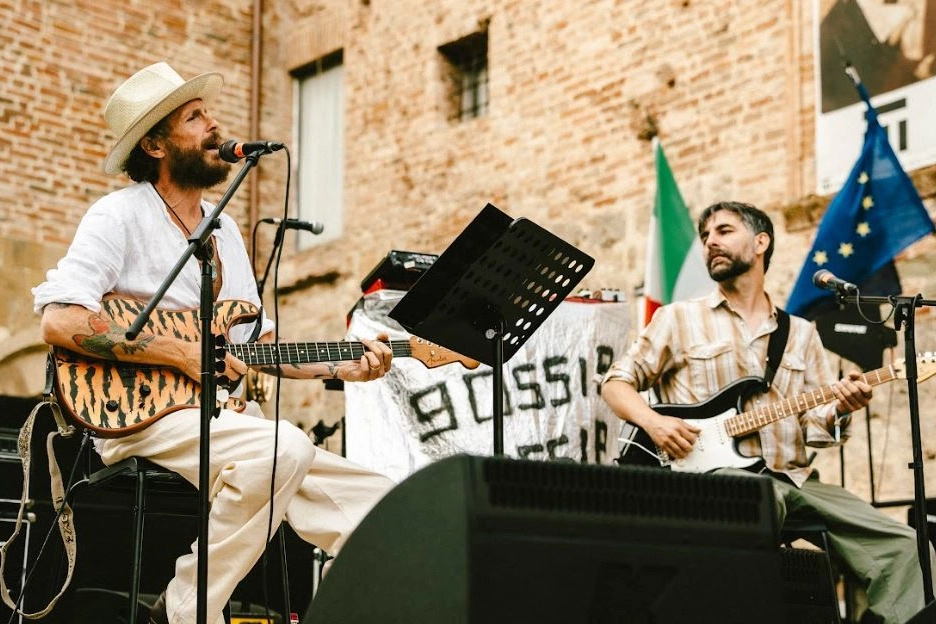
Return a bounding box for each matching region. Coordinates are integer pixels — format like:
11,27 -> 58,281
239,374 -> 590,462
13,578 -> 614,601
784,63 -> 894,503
129,467 -> 147,624
817,532 -> 846,623
278,526 -> 292,619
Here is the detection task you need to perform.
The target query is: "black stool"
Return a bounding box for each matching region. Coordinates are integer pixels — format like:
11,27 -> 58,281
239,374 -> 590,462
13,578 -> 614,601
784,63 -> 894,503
66,443 -> 210,624
780,518 -> 847,623
66,432 -> 289,624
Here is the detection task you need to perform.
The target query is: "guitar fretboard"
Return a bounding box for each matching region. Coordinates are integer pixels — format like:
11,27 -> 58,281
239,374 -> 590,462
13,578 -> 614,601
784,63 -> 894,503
725,365 -> 896,437
225,340 -> 413,367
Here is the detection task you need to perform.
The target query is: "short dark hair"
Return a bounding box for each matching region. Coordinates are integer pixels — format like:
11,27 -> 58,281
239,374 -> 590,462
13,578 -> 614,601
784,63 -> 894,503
697,201 -> 775,272
122,115 -> 171,183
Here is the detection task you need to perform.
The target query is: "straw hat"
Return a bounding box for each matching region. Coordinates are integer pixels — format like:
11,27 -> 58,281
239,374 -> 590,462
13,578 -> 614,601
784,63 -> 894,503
102,62 -> 223,175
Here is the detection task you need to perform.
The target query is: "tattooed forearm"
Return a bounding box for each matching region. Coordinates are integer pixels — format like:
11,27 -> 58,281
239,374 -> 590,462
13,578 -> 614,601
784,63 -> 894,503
256,362 -> 304,376
261,362 -> 340,379
72,311 -> 154,360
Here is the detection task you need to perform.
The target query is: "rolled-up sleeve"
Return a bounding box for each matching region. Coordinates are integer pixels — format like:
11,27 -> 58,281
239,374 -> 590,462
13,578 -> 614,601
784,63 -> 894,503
800,323 -> 847,447
601,308 -> 673,393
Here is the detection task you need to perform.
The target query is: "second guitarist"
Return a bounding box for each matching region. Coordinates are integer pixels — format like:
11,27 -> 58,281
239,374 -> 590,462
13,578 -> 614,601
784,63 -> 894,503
601,201 -> 932,624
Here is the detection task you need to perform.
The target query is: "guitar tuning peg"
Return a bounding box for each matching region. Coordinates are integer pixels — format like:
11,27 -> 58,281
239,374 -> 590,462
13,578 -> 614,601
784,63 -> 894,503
214,360 -> 227,374
214,334 -> 226,347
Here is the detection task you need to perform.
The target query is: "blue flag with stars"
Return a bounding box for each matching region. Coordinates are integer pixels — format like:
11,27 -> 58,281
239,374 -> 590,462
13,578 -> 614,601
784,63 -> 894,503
786,77 -> 934,318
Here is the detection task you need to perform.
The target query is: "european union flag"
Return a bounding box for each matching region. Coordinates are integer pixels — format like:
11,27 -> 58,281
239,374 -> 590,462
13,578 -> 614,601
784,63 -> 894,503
786,72 -> 934,319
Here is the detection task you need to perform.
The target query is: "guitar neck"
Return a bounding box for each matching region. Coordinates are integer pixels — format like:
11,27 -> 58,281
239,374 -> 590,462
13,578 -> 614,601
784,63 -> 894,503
226,339 -> 412,367
726,365 -> 896,437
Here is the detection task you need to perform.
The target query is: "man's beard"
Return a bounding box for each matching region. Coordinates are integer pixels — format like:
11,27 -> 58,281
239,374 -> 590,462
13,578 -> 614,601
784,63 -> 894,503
707,252 -> 754,282
165,137 -> 231,189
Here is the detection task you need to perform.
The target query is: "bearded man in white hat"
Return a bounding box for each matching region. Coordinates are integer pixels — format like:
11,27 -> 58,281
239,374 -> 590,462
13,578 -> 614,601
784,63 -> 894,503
32,62 -> 396,624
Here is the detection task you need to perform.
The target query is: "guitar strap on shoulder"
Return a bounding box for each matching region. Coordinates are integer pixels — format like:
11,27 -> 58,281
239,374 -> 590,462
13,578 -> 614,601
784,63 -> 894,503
763,307 -> 790,389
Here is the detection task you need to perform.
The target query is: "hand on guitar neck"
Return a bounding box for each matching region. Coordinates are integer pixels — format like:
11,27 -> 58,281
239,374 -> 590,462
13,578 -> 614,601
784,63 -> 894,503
827,369 -> 874,424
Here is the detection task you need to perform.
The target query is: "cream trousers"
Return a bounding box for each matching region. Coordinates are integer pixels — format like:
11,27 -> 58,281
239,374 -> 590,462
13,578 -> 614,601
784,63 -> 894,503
97,405 -> 395,624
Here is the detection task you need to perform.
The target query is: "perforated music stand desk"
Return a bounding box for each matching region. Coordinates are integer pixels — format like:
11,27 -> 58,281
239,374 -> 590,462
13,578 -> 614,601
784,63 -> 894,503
389,203 -> 594,455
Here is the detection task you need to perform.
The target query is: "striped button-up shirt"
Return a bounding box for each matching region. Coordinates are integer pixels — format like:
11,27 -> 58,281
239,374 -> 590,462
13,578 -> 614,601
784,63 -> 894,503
603,290 -> 844,486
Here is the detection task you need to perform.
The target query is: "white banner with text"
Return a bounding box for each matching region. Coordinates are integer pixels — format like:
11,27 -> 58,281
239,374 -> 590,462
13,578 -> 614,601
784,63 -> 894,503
344,292 -> 629,483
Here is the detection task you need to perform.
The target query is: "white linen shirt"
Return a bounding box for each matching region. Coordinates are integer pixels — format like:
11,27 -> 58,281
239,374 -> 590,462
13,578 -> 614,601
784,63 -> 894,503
32,181 -> 274,343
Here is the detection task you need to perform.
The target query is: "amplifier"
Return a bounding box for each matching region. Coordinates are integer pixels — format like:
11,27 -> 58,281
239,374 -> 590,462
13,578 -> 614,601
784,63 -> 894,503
360,250 -> 438,294
229,601 -> 284,624
0,427 -> 19,462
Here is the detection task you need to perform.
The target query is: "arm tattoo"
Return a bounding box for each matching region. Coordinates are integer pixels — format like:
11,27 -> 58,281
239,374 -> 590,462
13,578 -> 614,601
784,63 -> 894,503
257,362 -> 303,376
327,363 -> 339,379
73,311 -> 153,360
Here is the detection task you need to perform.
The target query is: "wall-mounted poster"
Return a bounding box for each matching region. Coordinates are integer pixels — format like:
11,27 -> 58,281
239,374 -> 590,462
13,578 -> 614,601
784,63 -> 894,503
815,0 -> 936,194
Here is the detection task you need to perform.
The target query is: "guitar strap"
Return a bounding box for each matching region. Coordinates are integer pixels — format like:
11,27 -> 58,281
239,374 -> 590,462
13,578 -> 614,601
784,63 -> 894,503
764,308 -> 790,389
0,354 -> 79,620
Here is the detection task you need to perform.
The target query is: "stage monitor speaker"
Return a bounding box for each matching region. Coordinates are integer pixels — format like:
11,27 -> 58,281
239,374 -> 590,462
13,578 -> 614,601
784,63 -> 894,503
907,599 -> 936,624
307,455 -> 785,624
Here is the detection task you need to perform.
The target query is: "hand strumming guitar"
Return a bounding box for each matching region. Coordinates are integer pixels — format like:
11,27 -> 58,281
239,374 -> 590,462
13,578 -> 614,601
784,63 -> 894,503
601,378 -> 701,460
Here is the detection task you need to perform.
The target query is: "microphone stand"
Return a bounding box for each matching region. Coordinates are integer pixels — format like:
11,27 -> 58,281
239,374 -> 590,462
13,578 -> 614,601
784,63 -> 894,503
838,291 -> 935,606
125,150 -> 267,624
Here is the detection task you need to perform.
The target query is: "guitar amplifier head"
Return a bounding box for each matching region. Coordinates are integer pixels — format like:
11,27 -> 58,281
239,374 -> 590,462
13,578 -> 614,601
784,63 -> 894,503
360,250 -> 438,294
0,427 -> 19,463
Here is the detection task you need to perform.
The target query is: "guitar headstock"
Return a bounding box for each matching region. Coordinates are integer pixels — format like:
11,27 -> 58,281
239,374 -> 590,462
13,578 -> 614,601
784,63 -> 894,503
893,352 -> 936,382
407,336 -> 480,370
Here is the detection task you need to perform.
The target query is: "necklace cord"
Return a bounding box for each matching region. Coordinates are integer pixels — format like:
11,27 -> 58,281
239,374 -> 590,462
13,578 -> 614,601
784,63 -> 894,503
153,185 -> 218,280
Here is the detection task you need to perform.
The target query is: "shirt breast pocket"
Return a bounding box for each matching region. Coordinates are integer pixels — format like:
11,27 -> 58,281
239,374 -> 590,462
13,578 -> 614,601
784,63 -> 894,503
686,341 -> 733,394
771,353 -> 807,398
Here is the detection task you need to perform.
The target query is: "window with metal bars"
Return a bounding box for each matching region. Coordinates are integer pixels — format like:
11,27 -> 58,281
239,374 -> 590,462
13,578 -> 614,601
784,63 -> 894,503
438,31 -> 489,122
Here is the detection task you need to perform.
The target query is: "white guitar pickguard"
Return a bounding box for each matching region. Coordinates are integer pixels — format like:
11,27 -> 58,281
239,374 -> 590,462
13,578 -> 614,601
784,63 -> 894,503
663,409 -> 762,473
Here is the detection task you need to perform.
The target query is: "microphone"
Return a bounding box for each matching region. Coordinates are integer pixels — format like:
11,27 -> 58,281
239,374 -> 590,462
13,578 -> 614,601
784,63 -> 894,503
219,140 -> 285,163
812,269 -> 858,295
260,217 -> 325,236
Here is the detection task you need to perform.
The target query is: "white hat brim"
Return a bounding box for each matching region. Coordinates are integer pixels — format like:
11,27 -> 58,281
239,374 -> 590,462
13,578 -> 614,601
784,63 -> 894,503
102,72 -> 223,175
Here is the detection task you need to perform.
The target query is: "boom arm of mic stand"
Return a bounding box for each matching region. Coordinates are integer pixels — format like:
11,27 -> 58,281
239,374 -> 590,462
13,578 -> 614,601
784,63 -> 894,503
123,154 -> 263,624
840,293 -> 936,605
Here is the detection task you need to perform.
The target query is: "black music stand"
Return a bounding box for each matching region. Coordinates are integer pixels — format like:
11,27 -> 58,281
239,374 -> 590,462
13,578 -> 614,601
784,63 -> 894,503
389,203 -> 594,455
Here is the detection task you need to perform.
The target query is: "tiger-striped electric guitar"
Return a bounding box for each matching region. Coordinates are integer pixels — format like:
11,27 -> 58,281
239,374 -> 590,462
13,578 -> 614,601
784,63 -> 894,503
51,296 -> 480,438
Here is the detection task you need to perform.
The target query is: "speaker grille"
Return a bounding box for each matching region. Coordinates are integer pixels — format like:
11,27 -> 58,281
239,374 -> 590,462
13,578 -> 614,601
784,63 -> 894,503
481,457 -> 771,526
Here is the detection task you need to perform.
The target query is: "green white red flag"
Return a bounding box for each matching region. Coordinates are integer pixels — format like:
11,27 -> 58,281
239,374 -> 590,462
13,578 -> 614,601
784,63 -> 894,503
643,139 -> 715,326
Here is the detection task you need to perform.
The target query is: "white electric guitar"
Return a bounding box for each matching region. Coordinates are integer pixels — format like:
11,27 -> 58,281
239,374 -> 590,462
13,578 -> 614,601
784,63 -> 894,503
618,355 -> 936,473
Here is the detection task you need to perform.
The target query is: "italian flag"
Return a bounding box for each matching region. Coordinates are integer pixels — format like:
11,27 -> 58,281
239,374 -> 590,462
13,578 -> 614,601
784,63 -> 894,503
643,139 -> 715,326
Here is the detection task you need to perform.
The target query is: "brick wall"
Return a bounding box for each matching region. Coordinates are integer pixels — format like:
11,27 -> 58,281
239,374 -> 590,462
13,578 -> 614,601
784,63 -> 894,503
2,1 -> 935,501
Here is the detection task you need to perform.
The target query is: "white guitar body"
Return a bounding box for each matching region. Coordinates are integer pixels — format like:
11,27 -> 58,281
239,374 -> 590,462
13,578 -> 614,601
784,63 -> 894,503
660,410 -> 762,473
